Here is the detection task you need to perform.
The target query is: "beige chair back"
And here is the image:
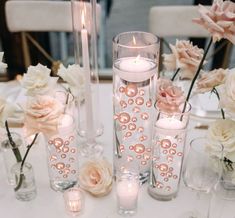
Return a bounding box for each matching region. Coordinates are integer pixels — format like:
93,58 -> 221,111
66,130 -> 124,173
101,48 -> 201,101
149,6 -> 209,38
5,0 -> 101,32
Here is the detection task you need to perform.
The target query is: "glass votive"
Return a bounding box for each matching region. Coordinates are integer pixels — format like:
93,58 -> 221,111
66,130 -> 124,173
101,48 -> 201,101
63,187 -> 84,216
116,172 -> 139,216
208,179 -> 235,218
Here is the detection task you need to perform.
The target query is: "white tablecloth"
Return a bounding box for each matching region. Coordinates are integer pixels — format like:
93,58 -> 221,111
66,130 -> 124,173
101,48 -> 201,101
0,81 -> 215,218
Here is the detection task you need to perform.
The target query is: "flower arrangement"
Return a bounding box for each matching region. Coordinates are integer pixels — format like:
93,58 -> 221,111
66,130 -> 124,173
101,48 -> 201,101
0,55 -> 113,199
160,0 -> 235,183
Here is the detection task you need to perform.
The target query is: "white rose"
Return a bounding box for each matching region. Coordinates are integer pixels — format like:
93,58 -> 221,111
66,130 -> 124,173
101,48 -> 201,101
0,52 -> 7,72
57,64 -> 85,100
0,97 -> 19,127
21,63 -> 58,96
24,95 -> 63,137
79,158 -> 112,197
218,68 -> 235,114
206,119 -> 235,161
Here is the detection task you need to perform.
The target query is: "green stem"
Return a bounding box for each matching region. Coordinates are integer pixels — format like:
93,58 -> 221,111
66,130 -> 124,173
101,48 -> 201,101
14,133 -> 39,191
5,121 -> 22,162
186,38 -> 213,102
212,87 -> 225,119
171,68 -> 180,81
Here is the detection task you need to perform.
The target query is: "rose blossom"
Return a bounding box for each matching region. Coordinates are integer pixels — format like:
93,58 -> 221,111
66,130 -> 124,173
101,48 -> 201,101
193,0 -> 235,44
57,64 -> 85,100
156,78 -> 185,113
0,52 -> 7,72
218,68 -> 235,114
196,68 -> 227,93
162,40 -> 204,79
21,63 -> 58,96
24,95 -> 63,137
206,119 -> 235,162
79,158 -> 112,197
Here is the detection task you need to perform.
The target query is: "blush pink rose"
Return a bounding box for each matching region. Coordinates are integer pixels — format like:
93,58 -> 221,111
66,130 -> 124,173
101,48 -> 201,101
196,68 -> 227,93
156,78 -> 185,113
24,95 -> 63,137
78,158 -> 112,197
193,0 -> 235,44
162,40 -> 204,79
218,68 -> 235,114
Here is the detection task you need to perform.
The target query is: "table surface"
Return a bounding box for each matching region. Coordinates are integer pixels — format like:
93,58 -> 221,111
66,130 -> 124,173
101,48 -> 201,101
0,80 -> 220,218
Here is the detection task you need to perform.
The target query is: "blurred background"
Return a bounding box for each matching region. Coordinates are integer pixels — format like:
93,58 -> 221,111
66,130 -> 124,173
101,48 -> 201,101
0,0 -> 234,81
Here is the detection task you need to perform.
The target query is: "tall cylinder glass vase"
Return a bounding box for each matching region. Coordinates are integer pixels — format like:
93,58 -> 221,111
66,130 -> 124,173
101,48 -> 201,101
0,132 -> 25,185
71,0 -> 103,156
45,114 -> 79,192
113,31 -> 159,183
148,102 -> 191,201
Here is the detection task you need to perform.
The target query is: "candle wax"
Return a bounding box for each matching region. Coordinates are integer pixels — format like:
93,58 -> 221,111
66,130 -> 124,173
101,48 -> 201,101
114,57 -> 156,82
64,188 -> 83,215
156,118 -> 185,130
81,26 -> 94,141
117,180 -> 139,210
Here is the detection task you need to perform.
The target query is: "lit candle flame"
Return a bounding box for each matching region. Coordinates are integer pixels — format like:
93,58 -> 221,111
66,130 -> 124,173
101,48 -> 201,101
133,36 -> 136,45
81,10 -> 85,28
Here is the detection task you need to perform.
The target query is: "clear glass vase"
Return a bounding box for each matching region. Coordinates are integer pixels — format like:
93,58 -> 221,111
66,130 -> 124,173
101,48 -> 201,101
148,102 -> 191,201
11,162 -> 37,201
113,31 -> 159,183
45,114 -> 79,192
1,132 -> 25,185
71,0 -> 103,138
221,160 -> 235,190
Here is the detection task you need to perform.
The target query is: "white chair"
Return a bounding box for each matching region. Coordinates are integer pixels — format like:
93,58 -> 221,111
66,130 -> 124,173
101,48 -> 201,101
149,6 -> 209,38
5,1 -> 103,70
148,5 -> 233,70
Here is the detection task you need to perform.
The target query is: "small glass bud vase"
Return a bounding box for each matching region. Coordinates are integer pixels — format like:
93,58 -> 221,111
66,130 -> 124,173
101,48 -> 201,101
221,160 -> 235,190
63,187 -> 84,216
11,162 -> 37,201
1,132 -> 25,185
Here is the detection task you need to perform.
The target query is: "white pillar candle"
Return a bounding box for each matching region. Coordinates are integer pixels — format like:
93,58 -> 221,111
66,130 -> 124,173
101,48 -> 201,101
156,117 -> 185,129
117,180 -> 139,211
114,56 -> 156,82
81,10 -> 94,142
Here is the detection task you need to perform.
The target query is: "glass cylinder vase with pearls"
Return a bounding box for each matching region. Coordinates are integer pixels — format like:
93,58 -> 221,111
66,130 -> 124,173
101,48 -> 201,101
113,31 -> 159,183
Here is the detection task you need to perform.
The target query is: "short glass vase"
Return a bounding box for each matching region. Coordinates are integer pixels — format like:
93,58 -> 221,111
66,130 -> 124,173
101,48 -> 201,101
11,162 -> 37,201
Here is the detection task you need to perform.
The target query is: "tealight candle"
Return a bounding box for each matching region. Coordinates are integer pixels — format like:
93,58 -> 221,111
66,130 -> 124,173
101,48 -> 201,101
63,187 -> 84,216
114,56 -> 156,83
156,117 -> 185,130
116,174 -> 139,215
